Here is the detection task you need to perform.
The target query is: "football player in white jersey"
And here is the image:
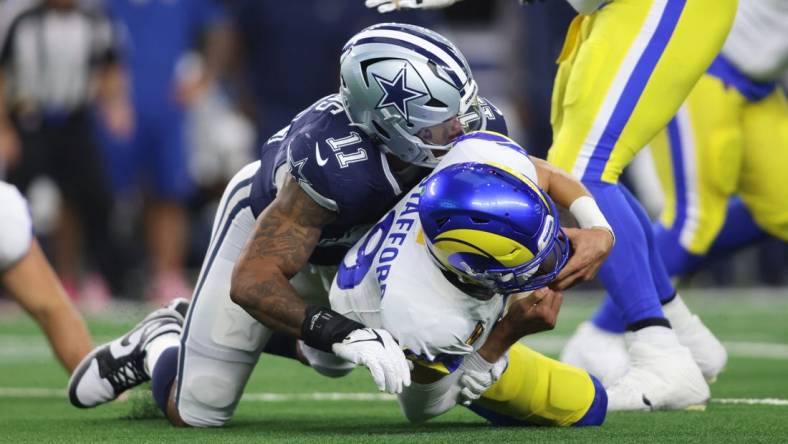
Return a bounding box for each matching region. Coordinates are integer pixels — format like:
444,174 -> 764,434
0,181 -> 92,373
303,131 -> 614,425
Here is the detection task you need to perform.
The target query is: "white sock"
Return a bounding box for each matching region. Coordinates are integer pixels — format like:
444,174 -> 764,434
144,333 -> 181,376
662,294 -> 694,329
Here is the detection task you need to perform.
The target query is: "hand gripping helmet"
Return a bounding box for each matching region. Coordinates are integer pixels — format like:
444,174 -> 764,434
419,159 -> 571,294
339,23 -> 480,167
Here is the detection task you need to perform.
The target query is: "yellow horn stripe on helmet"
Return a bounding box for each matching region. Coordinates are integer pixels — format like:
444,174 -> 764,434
434,229 -> 535,268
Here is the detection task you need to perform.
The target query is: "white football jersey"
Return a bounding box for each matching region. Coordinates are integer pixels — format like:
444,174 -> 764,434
0,181 -> 33,270
722,0 -> 788,81
329,134 -> 539,369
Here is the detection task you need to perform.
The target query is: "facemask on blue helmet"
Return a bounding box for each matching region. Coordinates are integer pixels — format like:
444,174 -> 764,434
419,161 -> 571,294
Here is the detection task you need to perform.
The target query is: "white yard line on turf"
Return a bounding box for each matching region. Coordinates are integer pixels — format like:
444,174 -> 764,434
1,388 -> 787,406
713,398 -> 788,406
2,337 -> 788,360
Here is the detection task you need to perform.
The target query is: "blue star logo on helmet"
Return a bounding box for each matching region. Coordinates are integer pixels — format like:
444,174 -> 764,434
372,65 -> 427,123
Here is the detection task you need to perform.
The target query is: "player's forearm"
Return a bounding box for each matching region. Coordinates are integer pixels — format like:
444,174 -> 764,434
532,157 -> 613,236
531,157 -> 591,209
230,264 -> 306,337
230,177 -> 327,335
476,320 -> 516,363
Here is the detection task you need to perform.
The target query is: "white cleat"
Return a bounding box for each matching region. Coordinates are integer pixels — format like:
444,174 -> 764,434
606,326 -> 710,411
68,299 -> 189,408
560,321 -> 629,388
663,295 -> 727,382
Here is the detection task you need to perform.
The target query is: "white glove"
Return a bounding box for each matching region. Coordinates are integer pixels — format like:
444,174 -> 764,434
332,328 -> 412,394
365,0 -> 461,13
457,351 -> 509,406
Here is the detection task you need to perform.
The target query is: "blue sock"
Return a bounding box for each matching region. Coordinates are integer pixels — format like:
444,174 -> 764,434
151,346 -> 179,414
620,185 -> 676,302
591,296 -> 626,333
582,182 -> 666,327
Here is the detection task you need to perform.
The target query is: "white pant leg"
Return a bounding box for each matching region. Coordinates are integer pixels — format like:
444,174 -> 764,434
176,162 -> 272,427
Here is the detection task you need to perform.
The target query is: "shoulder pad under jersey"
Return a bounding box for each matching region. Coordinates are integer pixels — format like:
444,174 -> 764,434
285,96 -> 403,218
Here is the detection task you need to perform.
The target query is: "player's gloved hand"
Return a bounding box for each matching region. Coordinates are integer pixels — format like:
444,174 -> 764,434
332,328 -> 412,394
365,0 -> 461,13
457,351 -> 509,406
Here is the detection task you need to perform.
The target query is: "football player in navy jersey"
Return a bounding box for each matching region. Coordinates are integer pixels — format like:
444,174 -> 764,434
68,23 -> 611,427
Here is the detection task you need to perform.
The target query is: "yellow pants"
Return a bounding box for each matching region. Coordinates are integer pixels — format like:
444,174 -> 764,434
547,0 -> 737,184
652,71 -> 788,252
476,342 -> 601,426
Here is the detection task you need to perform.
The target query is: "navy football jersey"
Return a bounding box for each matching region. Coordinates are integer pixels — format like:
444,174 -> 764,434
248,94 -> 507,265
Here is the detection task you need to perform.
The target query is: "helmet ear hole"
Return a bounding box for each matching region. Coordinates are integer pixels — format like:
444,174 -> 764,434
425,97 -> 447,108
372,120 -> 390,140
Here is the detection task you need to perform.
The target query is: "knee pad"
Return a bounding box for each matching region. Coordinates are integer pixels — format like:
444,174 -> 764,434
475,343 -> 604,427
300,341 -> 354,378
178,372 -> 243,427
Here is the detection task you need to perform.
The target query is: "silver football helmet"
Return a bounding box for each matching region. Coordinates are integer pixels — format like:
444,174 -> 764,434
339,23 -> 481,167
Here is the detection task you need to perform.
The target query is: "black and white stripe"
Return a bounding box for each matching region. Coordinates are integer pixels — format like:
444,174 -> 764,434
0,4 -> 116,112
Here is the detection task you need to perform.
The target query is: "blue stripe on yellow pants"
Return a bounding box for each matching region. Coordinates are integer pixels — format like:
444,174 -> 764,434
547,0 -> 736,327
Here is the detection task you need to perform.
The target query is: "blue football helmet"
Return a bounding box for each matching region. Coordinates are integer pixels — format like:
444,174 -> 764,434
419,161 -> 571,294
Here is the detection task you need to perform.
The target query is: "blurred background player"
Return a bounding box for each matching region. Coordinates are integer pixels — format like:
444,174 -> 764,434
97,0 -> 232,304
563,0 -> 788,385
367,0 -> 738,411
0,0 -> 131,307
315,133 -> 611,426
0,181 -> 92,373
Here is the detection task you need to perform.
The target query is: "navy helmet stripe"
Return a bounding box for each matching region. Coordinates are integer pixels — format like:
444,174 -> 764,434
370,24 -> 469,72
352,36 -> 463,88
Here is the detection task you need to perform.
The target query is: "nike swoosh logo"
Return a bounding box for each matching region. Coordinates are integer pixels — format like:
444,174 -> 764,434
108,317 -> 168,358
345,330 -> 385,347
642,394 -> 653,408
109,328 -> 143,358
315,142 -> 328,167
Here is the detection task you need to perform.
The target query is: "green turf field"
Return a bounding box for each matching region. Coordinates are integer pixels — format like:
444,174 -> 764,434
1,289 -> 787,443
